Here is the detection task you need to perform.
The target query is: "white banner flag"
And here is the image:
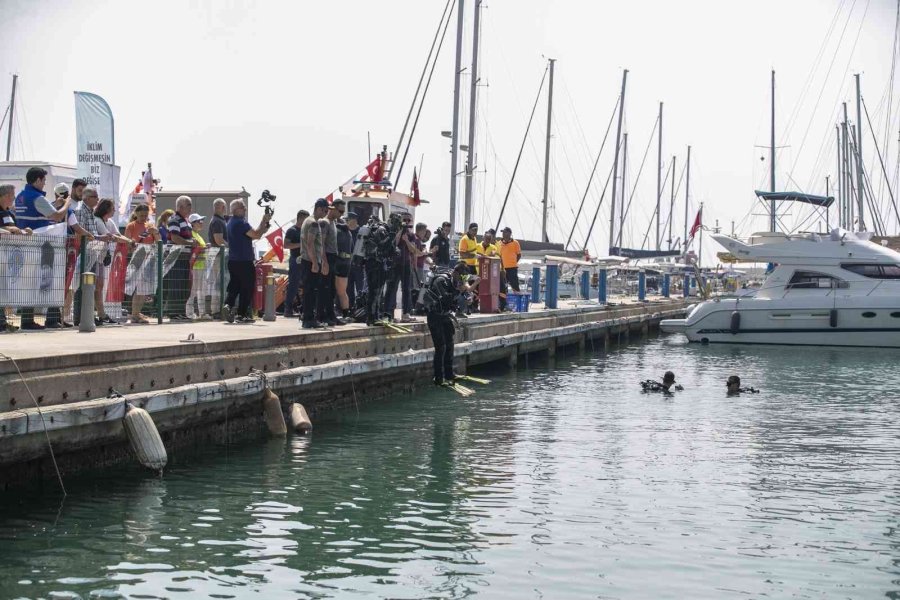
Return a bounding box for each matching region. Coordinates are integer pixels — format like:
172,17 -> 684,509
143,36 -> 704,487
74,91 -> 115,190
0,234 -> 67,308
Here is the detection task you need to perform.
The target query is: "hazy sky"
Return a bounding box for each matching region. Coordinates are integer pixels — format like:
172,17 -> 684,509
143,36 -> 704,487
1,0 -> 897,263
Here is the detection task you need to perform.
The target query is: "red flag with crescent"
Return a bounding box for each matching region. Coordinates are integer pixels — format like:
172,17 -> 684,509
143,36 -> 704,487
105,242 -> 129,303
364,157 -> 383,183
265,227 -> 285,262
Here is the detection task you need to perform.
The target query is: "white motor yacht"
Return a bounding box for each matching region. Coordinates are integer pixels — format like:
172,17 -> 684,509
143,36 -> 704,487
660,228 -> 900,347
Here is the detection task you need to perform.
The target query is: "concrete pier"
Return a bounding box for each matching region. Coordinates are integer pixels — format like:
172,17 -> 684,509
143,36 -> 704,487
0,298 -> 688,487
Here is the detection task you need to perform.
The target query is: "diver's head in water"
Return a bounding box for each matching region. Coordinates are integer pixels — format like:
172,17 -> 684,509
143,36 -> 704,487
662,371 -> 676,391
727,375 -> 741,393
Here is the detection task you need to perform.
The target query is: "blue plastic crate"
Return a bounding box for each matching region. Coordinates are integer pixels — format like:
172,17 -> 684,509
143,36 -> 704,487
508,292 -> 530,313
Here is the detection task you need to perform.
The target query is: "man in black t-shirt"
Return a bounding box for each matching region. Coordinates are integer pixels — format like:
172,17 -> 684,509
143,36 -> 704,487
282,209 -> 309,318
430,221 -> 452,267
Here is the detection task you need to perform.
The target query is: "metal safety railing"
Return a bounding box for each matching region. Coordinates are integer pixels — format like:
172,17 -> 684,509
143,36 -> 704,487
0,233 -> 230,328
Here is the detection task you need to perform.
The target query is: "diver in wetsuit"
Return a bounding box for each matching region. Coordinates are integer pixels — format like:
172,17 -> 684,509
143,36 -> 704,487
726,375 -> 759,394
422,262 -> 469,385
359,216 -> 400,325
640,370 -> 683,393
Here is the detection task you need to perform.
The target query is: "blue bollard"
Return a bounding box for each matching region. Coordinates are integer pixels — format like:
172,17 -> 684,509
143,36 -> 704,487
544,263 -> 559,309
638,270 -> 646,302
683,274 -> 691,298
531,266 -> 541,303
580,270 -> 590,300
662,273 -> 671,298
598,269 -> 608,304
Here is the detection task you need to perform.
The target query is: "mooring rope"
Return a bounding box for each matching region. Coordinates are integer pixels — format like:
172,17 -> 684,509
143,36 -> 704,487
0,352 -> 66,496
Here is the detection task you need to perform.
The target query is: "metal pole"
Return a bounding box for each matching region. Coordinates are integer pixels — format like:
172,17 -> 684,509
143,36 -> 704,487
656,102 -> 663,250
448,0 -> 465,233
669,155 -> 676,248
78,272 -> 96,333
617,132 -> 628,247
698,202 -> 704,268
854,73 -> 867,231
609,69 -> 628,254
843,103 -> 851,229
5,74 -> 17,161
770,69 -> 776,232
263,275 -> 276,321
156,240 -> 164,324
463,0 -> 482,228
825,175 -> 830,230
684,145 -> 691,249
836,125 -> 843,229
541,58 -> 556,243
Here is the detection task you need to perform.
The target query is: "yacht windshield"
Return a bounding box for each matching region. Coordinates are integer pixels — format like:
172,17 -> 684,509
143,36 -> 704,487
841,264 -> 900,279
787,271 -> 845,289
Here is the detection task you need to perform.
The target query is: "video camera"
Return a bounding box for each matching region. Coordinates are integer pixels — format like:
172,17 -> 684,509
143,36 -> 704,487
257,189 -> 277,219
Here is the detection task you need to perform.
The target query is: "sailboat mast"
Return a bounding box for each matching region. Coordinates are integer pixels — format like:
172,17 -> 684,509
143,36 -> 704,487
769,69 -> 776,232
618,132 -> 628,247
5,74 -> 17,162
825,175 -> 830,230
842,105 -> 850,228
668,155 -> 676,248
835,125 -> 843,228
854,73 -> 866,231
608,69 -> 628,253
684,145 -> 691,249
540,58 -> 555,243
463,0 -> 482,229
448,0 -> 466,233
656,101 -> 663,250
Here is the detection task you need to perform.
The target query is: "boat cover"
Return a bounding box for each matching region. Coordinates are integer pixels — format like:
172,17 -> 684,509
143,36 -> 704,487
754,190 -> 834,207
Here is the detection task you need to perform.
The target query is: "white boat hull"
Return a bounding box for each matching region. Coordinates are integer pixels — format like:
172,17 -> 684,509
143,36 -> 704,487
663,298 -> 900,347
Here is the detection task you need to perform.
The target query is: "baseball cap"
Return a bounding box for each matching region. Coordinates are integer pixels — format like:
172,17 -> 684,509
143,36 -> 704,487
53,182 -> 70,196
331,198 -> 346,207
501,226 -> 512,233
468,222 -> 478,229
188,213 -> 205,224
314,198 -> 329,209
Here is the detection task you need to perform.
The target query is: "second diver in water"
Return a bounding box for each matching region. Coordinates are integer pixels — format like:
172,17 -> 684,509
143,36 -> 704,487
726,375 -> 759,394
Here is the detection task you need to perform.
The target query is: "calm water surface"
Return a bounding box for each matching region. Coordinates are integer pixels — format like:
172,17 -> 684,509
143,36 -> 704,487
2,335 -> 900,599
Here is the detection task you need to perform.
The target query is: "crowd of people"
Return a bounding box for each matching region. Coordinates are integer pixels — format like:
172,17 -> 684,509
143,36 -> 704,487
1,173 -> 525,337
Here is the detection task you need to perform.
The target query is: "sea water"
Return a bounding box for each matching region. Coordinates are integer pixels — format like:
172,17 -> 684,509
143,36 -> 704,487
1,335 -> 899,599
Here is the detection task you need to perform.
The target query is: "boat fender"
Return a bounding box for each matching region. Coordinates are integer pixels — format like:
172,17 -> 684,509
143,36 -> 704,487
830,308 -> 838,328
123,403 -> 168,473
289,403 -> 313,434
263,388 -> 287,436
730,311 -> 741,334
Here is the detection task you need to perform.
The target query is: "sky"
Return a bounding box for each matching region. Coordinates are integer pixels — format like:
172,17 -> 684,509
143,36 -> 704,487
1,0 -> 898,265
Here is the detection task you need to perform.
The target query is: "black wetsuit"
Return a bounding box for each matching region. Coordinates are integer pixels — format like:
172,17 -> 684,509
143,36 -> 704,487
423,269 -> 461,383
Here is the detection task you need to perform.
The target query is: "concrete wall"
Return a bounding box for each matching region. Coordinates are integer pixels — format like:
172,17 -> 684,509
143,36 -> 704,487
0,303 -> 685,488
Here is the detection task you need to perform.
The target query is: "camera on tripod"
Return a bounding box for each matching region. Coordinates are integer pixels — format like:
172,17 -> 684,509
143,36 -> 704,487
257,189 -> 277,219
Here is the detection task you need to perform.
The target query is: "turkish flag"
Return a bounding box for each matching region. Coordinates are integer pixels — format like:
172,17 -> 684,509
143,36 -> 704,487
105,243 -> 129,303
689,207 -> 702,240
266,227 -> 285,262
364,157 -> 383,183
410,168 -> 421,206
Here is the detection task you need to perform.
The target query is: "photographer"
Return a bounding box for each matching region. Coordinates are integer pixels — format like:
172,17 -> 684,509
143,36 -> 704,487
222,198 -> 271,323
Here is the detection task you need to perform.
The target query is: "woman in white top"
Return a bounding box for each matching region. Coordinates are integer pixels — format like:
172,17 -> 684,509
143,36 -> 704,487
94,199 -> 133,324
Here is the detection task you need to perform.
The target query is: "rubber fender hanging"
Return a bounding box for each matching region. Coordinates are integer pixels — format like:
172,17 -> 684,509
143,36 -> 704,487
289,403 -> 313,434
123,403 -> 168,472
830,308 -> 838,328
263,388 -> 287,436
730,311 -> 741,334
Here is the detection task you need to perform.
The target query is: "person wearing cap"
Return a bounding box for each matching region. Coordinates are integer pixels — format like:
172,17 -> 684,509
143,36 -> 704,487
474,228 -> 499,276
282,209 -> 309,318
185,213 -> 209,319
299,199 -> 329,328
458,222 -> 479,274
499,227 -> 522,292
346,211 -> 364,307
222,198 -> 272,323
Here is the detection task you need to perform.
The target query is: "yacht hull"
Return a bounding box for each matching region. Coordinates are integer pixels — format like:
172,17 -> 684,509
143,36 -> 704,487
663,299 -> 900,348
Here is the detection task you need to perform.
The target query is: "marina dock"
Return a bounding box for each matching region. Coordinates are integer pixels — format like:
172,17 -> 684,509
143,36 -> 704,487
0,298 -> 687,487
